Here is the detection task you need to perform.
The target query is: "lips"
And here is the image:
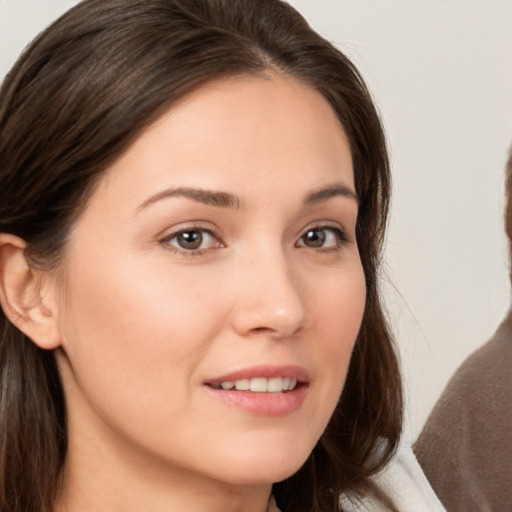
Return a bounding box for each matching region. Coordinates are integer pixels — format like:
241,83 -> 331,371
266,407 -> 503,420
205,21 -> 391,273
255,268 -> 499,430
204,365 -> 309,416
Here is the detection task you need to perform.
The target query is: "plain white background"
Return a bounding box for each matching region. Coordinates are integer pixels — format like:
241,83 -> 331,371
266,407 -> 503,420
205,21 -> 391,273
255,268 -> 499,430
1,0 -> 512,437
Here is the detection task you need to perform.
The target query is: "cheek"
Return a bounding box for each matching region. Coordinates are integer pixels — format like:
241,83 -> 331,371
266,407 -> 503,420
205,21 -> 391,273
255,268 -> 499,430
313,261 -> 366,348
63,247 -> 218,336
55,254 -> 235,456
304,260 -> 366,419
57,252 -> 226,401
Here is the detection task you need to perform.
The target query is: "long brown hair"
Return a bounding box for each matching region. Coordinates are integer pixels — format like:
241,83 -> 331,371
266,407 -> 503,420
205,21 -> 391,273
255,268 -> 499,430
0,1 -> 402,511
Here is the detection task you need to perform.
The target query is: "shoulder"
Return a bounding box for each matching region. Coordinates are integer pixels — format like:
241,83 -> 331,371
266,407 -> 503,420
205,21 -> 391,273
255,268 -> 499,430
447,315 -> 512,398
417,313 -> 512,439
413,313 -> 512,510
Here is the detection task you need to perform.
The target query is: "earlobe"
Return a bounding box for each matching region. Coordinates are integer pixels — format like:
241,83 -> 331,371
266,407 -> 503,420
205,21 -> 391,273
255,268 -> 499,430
0,234 -> 61,350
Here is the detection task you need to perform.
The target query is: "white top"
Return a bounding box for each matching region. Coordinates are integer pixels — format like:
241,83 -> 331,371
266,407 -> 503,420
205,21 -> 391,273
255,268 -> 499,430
343,438 -> 446,511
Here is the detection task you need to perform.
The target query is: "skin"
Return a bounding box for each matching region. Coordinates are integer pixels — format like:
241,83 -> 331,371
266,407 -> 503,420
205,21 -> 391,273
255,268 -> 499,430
33,74 -> 365,511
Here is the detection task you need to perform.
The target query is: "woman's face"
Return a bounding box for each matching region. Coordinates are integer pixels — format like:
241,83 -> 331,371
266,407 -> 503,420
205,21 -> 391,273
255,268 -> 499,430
53,75 -> 366,491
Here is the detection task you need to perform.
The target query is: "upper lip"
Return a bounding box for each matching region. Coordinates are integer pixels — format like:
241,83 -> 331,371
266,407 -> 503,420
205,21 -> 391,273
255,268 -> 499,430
204,365 -> 309,385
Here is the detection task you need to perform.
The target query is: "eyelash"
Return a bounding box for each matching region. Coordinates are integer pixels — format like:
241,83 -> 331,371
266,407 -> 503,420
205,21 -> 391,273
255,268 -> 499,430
159,223 -> 349,257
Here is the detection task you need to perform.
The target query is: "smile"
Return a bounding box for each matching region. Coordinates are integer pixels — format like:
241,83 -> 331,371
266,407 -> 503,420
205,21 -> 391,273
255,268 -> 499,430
204,365 -> 309,415
210,377 -> 298,393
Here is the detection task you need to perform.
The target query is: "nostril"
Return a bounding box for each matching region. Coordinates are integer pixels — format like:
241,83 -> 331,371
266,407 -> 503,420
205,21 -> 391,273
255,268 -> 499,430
247,324 -> 303,338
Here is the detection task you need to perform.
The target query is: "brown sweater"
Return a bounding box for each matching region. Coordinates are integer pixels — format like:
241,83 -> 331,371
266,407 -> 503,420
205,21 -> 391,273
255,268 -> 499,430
414,313 -> 512,511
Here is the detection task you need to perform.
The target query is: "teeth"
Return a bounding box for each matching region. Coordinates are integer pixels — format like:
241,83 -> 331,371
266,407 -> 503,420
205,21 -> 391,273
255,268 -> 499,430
267,377 -> 283,392
216,377 -> 298,393
235,379 -> 250,391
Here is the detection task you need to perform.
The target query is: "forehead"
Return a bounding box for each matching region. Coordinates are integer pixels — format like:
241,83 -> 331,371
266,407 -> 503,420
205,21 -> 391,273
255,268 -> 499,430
84,74 -> 354,214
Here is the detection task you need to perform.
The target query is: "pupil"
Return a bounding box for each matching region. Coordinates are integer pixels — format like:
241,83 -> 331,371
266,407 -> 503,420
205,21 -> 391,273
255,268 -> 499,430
305,229 -> 325,247
178,231 -> 202,249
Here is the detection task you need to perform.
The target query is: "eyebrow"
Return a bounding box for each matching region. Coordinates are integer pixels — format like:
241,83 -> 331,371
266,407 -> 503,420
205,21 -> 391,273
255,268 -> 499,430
137,181 -> 358,213
137,187 -> 241,212
305,182 -> 358,205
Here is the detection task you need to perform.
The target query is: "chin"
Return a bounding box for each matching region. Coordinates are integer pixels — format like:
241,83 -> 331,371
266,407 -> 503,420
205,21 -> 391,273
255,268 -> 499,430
210,443 -> 312,486
218,464 -> 303,487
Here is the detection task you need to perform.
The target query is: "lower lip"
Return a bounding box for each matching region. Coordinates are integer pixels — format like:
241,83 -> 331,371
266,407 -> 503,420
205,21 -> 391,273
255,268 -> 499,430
204,385 -> 308,416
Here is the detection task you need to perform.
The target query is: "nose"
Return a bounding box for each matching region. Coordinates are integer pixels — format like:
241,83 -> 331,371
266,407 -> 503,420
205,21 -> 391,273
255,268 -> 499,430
230,251 -> 308,339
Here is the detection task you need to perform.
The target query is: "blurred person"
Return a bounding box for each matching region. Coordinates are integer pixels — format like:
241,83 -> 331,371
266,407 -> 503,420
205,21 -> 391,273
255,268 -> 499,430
414,147 -> 512,511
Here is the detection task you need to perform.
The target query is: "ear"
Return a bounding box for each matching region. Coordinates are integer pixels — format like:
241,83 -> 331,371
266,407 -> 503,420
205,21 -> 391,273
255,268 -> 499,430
0,234 -> 61,349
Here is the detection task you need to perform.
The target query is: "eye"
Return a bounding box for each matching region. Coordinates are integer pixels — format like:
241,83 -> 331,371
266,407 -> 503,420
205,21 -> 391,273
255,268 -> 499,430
160,228 -> 223,253
297,226 -> 346,250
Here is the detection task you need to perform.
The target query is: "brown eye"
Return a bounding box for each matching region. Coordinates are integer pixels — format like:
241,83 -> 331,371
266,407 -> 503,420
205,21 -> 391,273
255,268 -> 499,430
297,226 -> 345,249
162,228 -> 222,253
175,230 -> 203,250
302,228 -> 326,248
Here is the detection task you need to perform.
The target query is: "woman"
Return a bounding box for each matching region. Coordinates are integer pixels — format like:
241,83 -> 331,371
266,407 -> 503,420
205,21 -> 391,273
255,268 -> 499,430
0,1 -> 402,510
